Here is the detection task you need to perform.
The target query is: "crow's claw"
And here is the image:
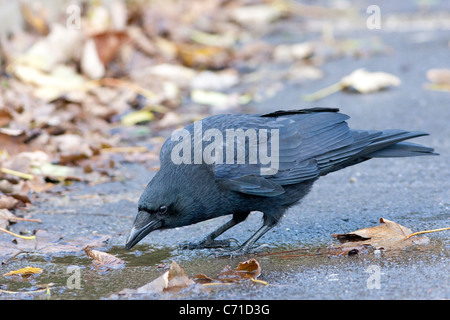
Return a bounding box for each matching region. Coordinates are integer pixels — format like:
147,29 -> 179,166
212,243 -> 270,258
180,238 -> 239,250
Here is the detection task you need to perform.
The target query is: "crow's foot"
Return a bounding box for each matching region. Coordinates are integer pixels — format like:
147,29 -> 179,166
213,243 -> 269,258
180,238 -> 239,250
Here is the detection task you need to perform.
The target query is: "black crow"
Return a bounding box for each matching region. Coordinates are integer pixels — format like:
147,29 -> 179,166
125,108 -> 437,255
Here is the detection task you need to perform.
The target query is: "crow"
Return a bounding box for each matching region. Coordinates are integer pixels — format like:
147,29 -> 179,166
125,108 -> 437,255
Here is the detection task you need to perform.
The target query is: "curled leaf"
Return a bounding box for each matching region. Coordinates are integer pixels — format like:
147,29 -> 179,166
4,266 -> 43,279
192,258 -> 263,285
217,258 -> 261,283
340,69 -> 401,93
84,246 -> 126,269
133,261 -> 194,294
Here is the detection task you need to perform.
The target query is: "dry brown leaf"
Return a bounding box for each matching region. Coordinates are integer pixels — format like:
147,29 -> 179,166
92,31 -> 129,65
425,68 -> 450,91
0,132 -> 30,156
0,195 -> 19,210
0,209 -> 15,229
20,3 -> 49,35
133,261 -> 194,294
426,69 -> 450,85
177,43 -> 231,70
217,258 -> 261,283
332,218 -> 430,251
84,246 -> 126,269
190,258 -> 263,286
191,273 -> 214,284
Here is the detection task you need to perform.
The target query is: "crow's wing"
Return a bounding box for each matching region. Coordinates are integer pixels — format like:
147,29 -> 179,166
210,109 -> 358,194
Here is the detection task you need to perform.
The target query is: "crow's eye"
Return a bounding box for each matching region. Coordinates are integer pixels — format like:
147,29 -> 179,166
158,205 -> 168,214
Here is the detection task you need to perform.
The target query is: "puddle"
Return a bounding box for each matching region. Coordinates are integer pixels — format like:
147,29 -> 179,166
1,239 -> 448,300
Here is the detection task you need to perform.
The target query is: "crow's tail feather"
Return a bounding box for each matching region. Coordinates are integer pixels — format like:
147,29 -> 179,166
363,130 -> 438,158
318,130 -> 437,176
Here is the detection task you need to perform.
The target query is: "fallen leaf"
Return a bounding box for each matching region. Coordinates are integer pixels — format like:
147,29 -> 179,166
0,209 -> 15,229
84,246 -> 126,269
191,273 -> 214,284
341,69 -> 401,93
0,195 -> 20,210
191,69 -> 239,91
231,4 -> 284,27
30,163 -> 79,181
0,132 -> 30,156
216,258 -> 262,283
303,68 -> 401,101
426,68 -> 450,84
121,261 -> 194,295
191,89 -> 251,109
425,68 -> 450,92
4,266 -> 43,279
92,31 -> 129,65
273,42 -> 314,63
20,2 -> 49,35
191,258 -> 263,286
331,218 -> 430,251
121,110 -> 155,126
12,23 -> 83,72
81,38 -> 105,79
11,64 -> 91,102
177,43 -> 231,70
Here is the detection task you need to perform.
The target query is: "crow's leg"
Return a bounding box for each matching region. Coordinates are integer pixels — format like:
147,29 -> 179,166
181,213 -> 248,250
215,223 -> 274,257
215,210 -> 282,257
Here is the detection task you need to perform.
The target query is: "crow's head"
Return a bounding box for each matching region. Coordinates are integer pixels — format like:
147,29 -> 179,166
125,164 -> 215,250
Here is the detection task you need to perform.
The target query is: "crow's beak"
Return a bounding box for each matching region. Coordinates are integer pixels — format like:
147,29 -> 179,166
125,212 -> 162,250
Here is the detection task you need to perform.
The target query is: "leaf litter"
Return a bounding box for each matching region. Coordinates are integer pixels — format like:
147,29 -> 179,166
111,258 -> 266,299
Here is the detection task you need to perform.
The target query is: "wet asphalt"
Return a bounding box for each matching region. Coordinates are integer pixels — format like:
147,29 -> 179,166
1,1 -> 449,299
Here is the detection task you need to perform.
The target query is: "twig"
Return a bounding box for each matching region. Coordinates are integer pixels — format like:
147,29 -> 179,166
406,227 -> 450,239
256,248 -> 309,257
7,216 -> 42,223
0,167 -> 34,180
0,227 -> 36,240
202,282 -> 232,286
251,278 -> 268,285
101,146 -> 148,153
93,77 -> 157,100
302,81 -> 343,102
